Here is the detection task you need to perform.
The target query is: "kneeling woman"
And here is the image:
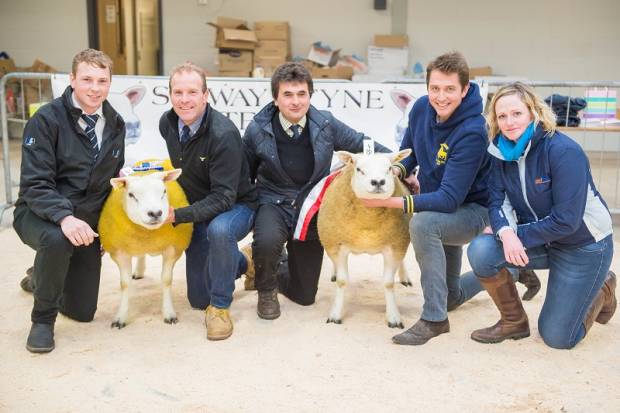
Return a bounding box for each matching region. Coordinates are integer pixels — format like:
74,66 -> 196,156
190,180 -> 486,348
467,82 -> 616,349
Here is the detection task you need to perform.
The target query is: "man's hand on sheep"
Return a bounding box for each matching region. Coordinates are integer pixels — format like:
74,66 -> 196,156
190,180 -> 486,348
60,215 -> 98,246
403,174 -> 420,194
360,197 -> 404,209
163,206 -> 175,224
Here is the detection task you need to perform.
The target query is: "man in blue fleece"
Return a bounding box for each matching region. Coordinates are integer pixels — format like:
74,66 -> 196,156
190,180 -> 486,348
363,51 -> 538,345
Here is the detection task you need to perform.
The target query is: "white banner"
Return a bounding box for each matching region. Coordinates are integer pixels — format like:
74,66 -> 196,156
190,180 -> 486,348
52,75 -> 487,166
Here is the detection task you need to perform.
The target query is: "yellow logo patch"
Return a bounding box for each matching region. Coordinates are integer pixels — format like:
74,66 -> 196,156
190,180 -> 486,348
436,143 -> 449,165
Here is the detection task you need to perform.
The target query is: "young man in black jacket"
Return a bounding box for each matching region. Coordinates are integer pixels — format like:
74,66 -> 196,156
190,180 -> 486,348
242,62 -> 388,320
160,62 -> 257,341
14,49 -> 125,353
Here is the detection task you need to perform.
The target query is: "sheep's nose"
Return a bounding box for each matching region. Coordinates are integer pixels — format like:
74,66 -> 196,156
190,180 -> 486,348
370,179 -> 386,187
148,210 -> 163,219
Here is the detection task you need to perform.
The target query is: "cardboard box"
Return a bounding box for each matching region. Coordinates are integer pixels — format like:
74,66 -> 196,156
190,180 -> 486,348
367,46 -> 408,74
218,50 -> 253,72
254,56 -> 287,76
254,21 -> 289,41
311,66 -> 353,80
214,71 -> 250,77
208,17 -> 257,50
373,35 -> 408,48
255,40 -> 289,59
307,43 -> 340,67
0,58 -> 17,77
469,66 -> 493,79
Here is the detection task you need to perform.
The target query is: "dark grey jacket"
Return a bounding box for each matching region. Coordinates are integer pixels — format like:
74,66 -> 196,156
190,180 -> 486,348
242,102 -> 388,221
15,86 -> 125,228
160,106 -> 257,224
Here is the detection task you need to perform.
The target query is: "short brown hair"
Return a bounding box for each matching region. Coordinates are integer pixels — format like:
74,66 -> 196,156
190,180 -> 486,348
169,61 -> 208,93
486,82 -> 557,140
72,48 -> 113,76
426,51 -> 469,89
271,62 -> 313,99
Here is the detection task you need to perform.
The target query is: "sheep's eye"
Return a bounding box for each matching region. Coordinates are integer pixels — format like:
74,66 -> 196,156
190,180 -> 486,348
356,167 -> 365,175
128,192 -> 137,201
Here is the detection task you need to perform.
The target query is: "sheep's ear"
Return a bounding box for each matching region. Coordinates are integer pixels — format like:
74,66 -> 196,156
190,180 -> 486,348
162,168 -> 182,182
390,149 -> 412,164
336,151 -> 356,165
110,177 -> 128,189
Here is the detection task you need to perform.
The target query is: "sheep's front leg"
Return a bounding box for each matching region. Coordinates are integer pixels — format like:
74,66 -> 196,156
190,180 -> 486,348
383,248 -> 404,328
132,255 -> 146,280
111,251 -> 133,329
327,247 -> 350,324
397,261 -> 412,286
161,246 -> 179,324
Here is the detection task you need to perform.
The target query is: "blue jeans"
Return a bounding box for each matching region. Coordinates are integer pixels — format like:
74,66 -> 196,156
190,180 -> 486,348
410,203 -> 490,322
185,204 -> 255,309
468,234 -> 614,349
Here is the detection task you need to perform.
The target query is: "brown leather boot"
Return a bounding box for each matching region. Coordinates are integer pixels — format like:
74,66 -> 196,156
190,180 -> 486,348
471,268 -> 530,344
584,271 -> 617,332
257,289 -> 280,320
240,245 -> 256,291
518,269 -> 541,301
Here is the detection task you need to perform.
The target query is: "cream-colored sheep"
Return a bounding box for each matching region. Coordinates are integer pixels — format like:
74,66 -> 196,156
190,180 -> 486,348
99,167 -> 192,328
318,149 -> 412,327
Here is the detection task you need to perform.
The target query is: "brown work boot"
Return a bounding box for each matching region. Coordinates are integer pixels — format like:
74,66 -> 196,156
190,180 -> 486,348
20,266 -> 34,293
257,289 -> 281,320
596,271 -> 617,324
392,318 -> 449,346
240,245 -> 256,291
518,269 -> 541,301
471,268 -> 530,344
584,271 -> 617,332
205,305 -> 233,341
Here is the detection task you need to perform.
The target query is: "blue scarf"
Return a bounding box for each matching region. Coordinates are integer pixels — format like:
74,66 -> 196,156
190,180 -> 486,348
497,122 -> 535,161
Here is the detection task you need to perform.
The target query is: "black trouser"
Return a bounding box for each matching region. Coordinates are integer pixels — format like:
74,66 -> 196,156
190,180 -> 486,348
252,203 -> 324,305
13,205 -> 102,324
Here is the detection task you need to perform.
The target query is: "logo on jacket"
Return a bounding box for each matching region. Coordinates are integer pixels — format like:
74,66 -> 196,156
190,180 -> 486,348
112,148 -> 121,158
436,143 -> 449,165
24,136 -> 35,146
535,176 -> 550,184
200,156 -> 207,162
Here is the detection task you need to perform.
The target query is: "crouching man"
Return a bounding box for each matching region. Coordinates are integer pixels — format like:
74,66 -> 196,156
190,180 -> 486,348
241,62 -> 388,319
160,62 -> 257,341
14,49 -> 125,353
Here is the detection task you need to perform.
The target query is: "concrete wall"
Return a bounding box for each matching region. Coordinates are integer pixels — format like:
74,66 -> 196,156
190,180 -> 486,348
0,0 -> 618,81
0,0 -> 89,71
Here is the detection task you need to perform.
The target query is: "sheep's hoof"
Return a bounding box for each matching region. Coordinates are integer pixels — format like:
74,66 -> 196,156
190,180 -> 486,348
388,321 -> 404,329
164,316 -> 178,324
330,275 -> 336,282
326,318 -> 342,324
132,274 -> 144,280
111,320 -> 126,329
400,281 -> 412,287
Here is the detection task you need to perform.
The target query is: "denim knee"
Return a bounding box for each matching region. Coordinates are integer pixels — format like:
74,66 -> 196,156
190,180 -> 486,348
206,219 -> 233,245
538,317 -> 580,349
409,212 -> 437,245
467,235 -> 501,277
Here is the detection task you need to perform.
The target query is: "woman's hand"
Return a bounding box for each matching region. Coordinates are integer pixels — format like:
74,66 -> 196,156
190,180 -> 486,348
403,174 -> 420,194
482,226 -> 493,235
500,229 -> 529,267
360,197 -> 403,209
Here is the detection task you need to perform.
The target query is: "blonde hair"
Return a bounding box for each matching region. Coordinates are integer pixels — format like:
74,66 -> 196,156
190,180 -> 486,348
72,48 -> 113,76
169,61 -> 208,93
486,82 -> 557,140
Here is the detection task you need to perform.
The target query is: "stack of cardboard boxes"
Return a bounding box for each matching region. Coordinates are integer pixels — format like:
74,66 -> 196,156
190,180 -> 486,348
0,57 -> 57,119
253,21 -> 290,77
208,17 -> 258,77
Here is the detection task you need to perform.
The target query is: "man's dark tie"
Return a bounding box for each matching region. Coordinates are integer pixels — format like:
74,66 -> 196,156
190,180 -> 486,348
81,114 -> 99,155
289,124 -> 301,140
180,125 -> 191,144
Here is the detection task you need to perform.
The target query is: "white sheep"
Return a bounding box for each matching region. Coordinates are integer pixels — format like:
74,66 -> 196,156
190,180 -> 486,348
318,149 -> 412,328
99,168 -> 192,328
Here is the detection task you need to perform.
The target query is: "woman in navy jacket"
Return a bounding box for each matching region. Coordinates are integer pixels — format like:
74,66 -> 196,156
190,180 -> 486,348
467,82 -> 615,349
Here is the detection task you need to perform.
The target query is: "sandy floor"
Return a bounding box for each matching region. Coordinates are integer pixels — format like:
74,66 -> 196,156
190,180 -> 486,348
1,221 -> 619,413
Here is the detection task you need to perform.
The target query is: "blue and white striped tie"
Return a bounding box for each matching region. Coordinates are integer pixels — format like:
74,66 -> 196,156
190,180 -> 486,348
81,114 -> 99,157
